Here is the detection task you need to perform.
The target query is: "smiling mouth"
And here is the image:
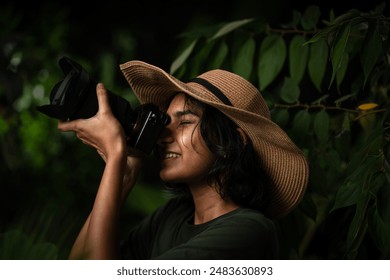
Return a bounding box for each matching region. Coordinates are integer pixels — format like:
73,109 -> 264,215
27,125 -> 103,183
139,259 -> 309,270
162,152 -> 180,159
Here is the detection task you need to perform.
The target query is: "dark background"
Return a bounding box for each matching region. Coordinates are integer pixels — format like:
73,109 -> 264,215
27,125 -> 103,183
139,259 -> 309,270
6,0 -> 386,69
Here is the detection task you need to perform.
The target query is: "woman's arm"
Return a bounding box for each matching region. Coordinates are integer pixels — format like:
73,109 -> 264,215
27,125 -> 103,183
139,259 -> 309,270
59,83 -> 142,259
68,154 -> 143,259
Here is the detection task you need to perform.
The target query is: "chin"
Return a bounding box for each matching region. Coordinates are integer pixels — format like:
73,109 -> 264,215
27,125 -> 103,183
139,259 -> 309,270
160,173 -> 185,185
160,176 -> 180,184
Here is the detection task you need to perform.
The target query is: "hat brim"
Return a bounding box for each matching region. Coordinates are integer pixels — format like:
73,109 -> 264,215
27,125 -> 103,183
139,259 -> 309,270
120,60 -> 309,219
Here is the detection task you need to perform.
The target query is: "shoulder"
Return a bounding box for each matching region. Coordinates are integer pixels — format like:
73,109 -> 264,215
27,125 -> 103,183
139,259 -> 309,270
210,208 -> 276,239
208,208 -> 279,258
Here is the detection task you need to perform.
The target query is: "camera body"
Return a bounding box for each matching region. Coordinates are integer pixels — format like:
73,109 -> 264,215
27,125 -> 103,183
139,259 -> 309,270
37,56 -> 170,155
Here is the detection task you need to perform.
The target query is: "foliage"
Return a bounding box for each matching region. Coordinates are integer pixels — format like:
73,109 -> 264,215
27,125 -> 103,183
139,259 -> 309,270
0,2 -> 389,259
170,4 -> 390,259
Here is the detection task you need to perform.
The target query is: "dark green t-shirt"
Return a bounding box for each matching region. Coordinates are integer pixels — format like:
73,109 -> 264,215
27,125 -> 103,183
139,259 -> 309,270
120,196 -> 278,259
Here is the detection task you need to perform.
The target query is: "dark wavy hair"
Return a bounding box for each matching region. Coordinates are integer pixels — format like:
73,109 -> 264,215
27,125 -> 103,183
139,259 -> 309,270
161,94 -> 270,212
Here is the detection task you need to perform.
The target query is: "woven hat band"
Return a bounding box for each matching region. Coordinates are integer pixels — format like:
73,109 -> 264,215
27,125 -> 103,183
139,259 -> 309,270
189,78 -> 233,106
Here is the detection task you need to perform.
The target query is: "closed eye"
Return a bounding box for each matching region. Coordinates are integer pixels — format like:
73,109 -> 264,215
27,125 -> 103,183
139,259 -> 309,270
168,108 -> 200,130
179,120 -> 192,126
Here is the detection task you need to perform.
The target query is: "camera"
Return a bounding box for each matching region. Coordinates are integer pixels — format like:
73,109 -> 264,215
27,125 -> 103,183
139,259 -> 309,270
36,56 -> 170,154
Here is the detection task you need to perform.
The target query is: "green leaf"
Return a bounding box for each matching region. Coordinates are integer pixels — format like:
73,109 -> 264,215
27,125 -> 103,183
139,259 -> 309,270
336,52 -> 349,89
346,171 -> 387,258
326,149 -> 343,173
332,9 -> 361,25
188,39 -> 216,77
308,38 -> 329,92
304,25 -> 333,45
332,155 -> 377,211
368,205 -> 390,257
300,5 -> 321,30
210,18 -> 255,41
303,10 -> 360,46
208,40 -> 229,69
329,23 -> 351,88
346,185 -> 370,259
373,172 -> 390,221
360,21 -> 383,87
291,110 -> 311,144
299,193 -> 318,221
311,94 -> 329,105
280,77 -> 300,104
272,109 -> 290,128
342,111 -> 351,131
332,181 -> 361,211
334,93 -> 356,105
289,35 -> 309,84
232,36 -> 255,80
314,110 -> 330,145
258,34 -> 287,90
170,39 -> 197,74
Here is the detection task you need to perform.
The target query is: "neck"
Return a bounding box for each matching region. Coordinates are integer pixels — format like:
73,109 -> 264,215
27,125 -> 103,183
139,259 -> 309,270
189,182 -> 239,225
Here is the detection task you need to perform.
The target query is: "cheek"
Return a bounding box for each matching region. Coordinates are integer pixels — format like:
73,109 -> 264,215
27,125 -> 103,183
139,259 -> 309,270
160,132 -> 216,183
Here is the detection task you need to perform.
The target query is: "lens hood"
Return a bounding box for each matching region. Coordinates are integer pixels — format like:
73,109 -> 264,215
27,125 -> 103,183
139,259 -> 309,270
37,57 -> 97,120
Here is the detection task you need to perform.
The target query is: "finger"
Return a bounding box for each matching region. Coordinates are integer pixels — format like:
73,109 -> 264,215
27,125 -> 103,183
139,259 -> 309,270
58,119 -> 81,132
96,83 -> 112,114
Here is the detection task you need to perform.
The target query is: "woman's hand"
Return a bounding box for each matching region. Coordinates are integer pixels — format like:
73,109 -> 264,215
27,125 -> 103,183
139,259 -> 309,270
58,83 -> 127,160
58,82 -> 145,206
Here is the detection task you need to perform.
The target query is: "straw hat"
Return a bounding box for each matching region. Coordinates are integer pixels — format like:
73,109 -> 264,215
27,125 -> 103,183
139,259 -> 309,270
120,60 -> 309,219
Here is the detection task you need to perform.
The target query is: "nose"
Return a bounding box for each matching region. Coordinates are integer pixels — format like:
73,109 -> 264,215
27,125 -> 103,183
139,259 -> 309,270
157,121 -> 174,146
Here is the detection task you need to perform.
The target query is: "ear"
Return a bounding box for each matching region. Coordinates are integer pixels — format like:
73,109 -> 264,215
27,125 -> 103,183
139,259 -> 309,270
236,127 -> 249,146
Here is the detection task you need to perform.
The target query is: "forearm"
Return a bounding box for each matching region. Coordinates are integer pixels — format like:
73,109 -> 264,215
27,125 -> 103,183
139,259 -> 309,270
68,214 -> 91,259
68,153 -> 144,260
69,152 -> 126,260
84,153 -> 126,259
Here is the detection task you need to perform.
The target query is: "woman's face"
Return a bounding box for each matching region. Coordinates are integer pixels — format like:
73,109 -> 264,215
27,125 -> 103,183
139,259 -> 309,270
156,93 -> 216,186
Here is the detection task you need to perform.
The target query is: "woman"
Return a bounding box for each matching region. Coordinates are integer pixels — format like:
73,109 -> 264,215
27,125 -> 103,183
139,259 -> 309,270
58,61 -> 309,259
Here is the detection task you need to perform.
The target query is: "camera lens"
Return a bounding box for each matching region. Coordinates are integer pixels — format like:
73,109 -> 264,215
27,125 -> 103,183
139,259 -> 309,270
37,56 -> 170,154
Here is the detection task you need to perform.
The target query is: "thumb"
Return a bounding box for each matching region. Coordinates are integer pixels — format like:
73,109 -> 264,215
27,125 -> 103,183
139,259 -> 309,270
96,83 -> 112,114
